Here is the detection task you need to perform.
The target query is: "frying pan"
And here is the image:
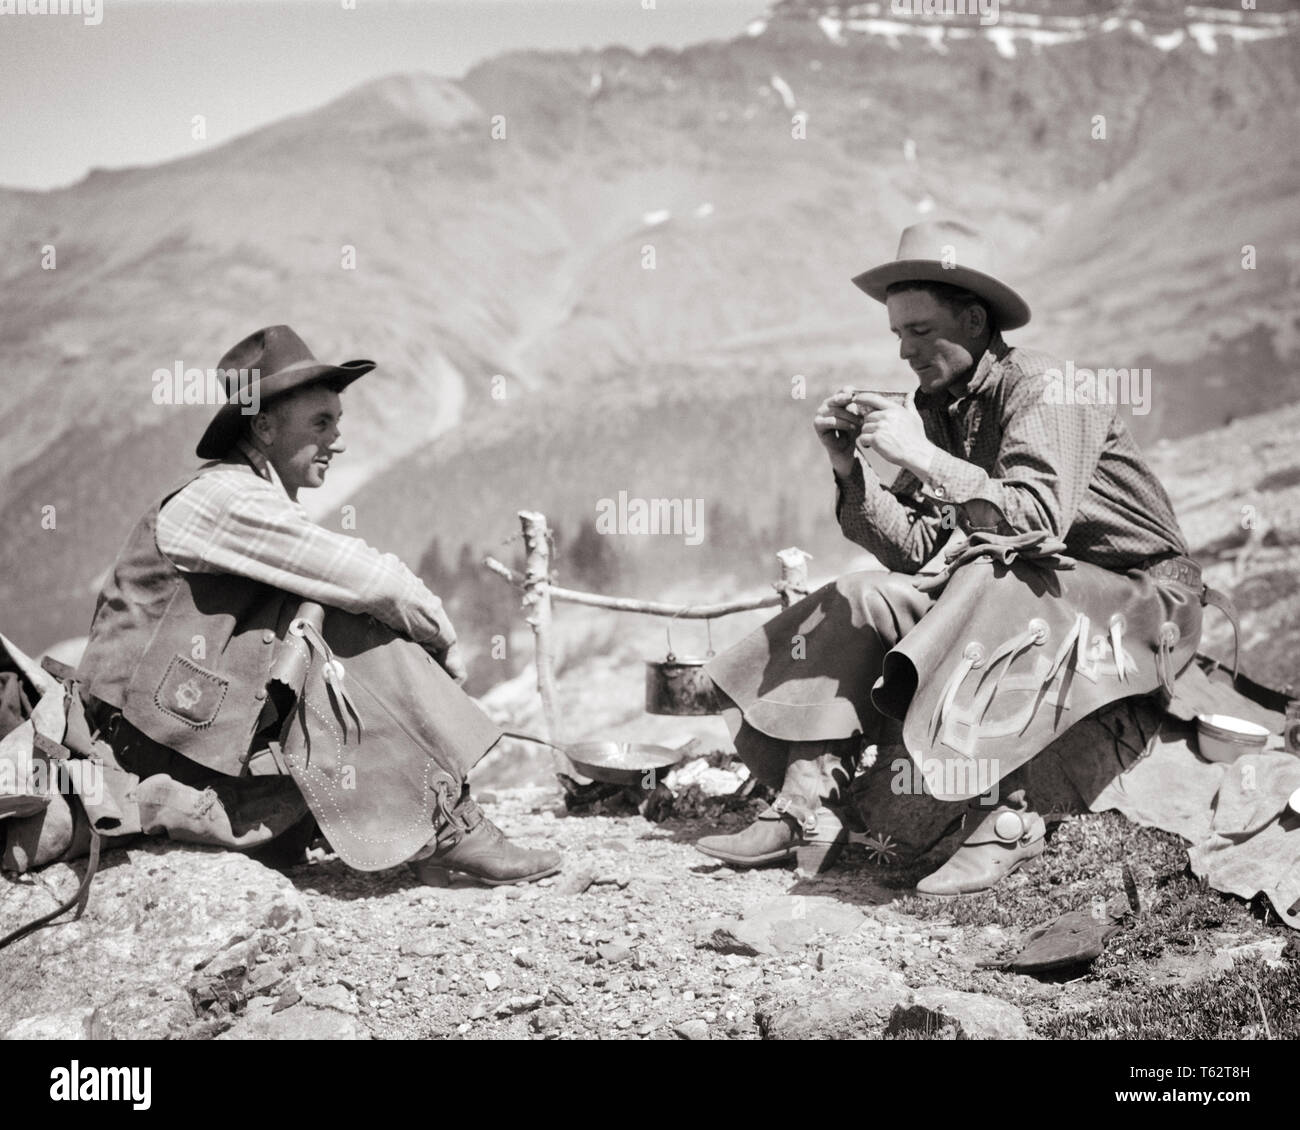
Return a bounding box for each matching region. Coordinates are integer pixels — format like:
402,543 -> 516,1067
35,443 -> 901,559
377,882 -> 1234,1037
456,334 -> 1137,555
502,729 -> 685,787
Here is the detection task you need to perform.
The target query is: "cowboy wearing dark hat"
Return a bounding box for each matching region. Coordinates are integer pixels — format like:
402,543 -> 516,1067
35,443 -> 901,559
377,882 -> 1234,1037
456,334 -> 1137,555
695,220 -> 1224,895
72,326 -> 561,885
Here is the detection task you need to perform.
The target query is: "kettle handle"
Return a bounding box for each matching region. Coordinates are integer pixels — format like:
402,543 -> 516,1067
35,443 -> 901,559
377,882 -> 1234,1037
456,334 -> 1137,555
663,617 -> 716,662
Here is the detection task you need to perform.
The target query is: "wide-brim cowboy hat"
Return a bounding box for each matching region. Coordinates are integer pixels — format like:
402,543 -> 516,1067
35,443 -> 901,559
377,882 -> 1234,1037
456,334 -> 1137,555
851,219 -> 1031,331
196,325 -> 375,459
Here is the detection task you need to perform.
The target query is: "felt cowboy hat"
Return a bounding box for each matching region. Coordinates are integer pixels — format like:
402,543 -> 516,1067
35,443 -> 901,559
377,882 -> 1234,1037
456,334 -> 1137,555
851,219 -> 1031,331
196,325 -> 375,459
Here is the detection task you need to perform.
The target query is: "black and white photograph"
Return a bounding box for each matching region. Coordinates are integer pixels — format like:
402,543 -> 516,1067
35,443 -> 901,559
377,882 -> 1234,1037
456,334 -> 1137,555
1,0 -> 1298,1077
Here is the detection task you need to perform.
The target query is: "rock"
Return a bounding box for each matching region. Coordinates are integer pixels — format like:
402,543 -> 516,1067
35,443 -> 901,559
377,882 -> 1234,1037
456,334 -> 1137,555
304,984 -> 359,1015
2,1007 -> 106,1040
496,994 -> 544,1016
553,868 -> 597,896
597,942 -> 632,963
0,844 -> 314,1040
531,1007 -> 563,1031
1212,938 -> 1287,971
399,938 -> 444,958
700,897 -> 865,957
699,919 -> 772,957
514,951 -> 535,968
756,960 -> 911,1039
188,932 -> 299,1013
674,1019 -> 710,1041
246,962 -> 289,994
888,988 -> 1033,1040
482,971 -> 502,992
723,968 -> 762,990
396,963 -> 413,980
218,1003 -> 368,1040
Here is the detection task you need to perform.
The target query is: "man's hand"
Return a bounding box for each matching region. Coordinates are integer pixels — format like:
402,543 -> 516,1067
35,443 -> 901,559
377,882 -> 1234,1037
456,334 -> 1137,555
854,392 -> 937,478
433,641 -> 468,686
814,387 -> 869,479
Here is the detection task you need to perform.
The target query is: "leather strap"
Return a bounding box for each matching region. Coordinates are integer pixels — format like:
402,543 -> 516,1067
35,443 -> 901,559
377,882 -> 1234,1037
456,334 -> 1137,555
0,831 -> 102,951
1143,554 -> 1240,683
1201,585 -> 1241,682
1142,553 -> 1202,590
770,794 -> 819,834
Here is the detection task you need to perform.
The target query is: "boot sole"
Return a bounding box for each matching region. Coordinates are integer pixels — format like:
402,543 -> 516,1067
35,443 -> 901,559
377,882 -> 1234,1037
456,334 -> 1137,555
420,863 -> 562,888
915,838 -> 1045,899
693,843 -> 797,868
695,836 -> 847,874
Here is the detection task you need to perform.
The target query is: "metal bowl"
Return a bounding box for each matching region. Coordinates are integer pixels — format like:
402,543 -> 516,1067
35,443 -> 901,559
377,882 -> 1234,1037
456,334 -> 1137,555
1195,713 -> 1270,764
563,741 -> 684,787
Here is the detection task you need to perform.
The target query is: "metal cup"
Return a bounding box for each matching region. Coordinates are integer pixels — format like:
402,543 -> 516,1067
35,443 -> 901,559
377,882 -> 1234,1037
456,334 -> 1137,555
836,389 -> 908,438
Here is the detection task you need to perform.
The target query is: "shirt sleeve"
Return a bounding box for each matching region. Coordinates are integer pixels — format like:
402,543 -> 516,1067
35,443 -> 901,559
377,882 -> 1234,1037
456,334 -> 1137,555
834,460 -> 957,574
916,373 -> 1112,539
156,471 -> 457,650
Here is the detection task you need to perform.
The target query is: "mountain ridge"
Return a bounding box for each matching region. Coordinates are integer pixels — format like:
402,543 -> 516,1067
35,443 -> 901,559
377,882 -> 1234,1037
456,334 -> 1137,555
0,0 -> 1295,659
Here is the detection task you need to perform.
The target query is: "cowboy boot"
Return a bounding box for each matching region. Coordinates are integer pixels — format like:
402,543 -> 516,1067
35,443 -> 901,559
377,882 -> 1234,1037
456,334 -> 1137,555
695,798 -> 850,875
414,787 -> 561,887
915,806 -> 1046,897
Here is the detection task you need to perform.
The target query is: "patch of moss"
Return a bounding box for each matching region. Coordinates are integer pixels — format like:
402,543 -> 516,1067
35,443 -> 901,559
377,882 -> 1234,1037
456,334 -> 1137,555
1041,958 -> 1300,1039
859,810 -> 1286,989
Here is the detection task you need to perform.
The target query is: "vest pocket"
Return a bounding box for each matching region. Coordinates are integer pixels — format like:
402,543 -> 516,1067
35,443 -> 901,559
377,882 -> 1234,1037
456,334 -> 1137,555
153,655 -> 229,728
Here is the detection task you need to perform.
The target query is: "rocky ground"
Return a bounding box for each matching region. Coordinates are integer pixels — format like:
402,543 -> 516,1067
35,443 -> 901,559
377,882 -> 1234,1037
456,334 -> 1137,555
4,751 -> 1296,1042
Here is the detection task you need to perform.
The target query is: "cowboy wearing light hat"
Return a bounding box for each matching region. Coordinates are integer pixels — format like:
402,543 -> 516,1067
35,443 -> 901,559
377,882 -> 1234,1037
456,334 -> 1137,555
695,220 -> 1224,894
67,326 -> 562,886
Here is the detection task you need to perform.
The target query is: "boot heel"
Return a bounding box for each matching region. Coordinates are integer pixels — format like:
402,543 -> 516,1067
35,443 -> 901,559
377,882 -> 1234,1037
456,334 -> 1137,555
412,861 -> 453,887
795,839 -> 844,877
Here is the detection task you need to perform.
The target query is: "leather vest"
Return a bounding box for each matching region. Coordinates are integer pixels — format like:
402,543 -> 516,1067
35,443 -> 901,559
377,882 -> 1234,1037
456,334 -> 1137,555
76,459 -> 293,777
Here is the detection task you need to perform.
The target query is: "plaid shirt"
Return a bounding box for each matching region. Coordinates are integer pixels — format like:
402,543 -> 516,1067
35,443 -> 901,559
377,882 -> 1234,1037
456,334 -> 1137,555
835,334 -> 1190,574
156,440 -> 456,650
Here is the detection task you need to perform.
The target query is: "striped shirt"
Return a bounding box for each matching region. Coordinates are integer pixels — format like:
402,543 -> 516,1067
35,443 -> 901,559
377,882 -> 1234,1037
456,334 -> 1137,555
835,334 -> 1190,574
156,440 -> 456,650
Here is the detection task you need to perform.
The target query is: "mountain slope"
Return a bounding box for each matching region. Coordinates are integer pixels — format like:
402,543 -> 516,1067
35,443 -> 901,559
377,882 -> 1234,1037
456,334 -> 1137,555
0,0 -> 1297,653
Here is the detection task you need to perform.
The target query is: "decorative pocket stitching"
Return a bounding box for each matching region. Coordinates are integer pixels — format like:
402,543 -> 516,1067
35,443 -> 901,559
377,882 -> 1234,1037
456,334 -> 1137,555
153,654 -> 230,729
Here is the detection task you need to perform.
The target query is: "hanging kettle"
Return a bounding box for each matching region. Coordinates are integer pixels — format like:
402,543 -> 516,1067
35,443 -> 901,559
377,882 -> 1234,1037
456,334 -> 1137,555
645,620 -> 723,716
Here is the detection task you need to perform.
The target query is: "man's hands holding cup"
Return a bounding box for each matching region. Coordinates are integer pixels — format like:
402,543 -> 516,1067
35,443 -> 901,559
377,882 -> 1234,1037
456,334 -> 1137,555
813,388 -> 870,479
815,388 -> 935,479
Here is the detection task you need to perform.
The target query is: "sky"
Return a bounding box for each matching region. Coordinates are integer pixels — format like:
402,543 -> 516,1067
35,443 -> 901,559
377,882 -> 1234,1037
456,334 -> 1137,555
0,0 -> 768,190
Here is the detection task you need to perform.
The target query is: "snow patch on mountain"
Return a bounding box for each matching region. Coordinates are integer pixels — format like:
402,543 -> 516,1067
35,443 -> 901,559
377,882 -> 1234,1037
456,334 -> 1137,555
794,1 -> 1295,56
